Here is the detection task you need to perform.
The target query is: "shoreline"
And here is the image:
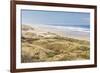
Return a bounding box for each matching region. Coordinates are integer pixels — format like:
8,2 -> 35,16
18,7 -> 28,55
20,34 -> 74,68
22,24 -> 90,41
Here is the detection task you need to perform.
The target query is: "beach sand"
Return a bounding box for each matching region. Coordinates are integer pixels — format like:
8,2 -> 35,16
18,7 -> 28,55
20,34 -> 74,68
23,24 -> 89,41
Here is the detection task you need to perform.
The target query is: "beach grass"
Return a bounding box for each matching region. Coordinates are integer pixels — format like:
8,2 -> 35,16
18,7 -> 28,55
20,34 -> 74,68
21,24 -> 90,63
21,36 -> 90,63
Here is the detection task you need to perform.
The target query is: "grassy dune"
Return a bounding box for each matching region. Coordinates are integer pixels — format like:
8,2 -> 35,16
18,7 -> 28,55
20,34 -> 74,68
21,25 -> 90,63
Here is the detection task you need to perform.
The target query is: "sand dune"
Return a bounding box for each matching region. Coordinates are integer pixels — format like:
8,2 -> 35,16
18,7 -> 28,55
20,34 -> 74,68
21,24 -> 90,63
22,24 -> 89,41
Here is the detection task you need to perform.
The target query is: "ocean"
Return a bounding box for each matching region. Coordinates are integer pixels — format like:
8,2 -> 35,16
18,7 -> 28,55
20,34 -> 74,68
34,24 -> 90,33
54,25 -> 90,32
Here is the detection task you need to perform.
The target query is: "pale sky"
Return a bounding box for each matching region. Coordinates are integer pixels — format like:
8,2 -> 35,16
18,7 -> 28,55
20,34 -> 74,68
21,9 -> 90,26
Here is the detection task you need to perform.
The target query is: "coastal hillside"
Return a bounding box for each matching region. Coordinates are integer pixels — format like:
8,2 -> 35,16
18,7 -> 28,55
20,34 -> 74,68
21,24 -> 90,63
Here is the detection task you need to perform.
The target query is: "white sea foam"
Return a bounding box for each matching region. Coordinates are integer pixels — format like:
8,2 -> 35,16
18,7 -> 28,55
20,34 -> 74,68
55,26 -> 90,33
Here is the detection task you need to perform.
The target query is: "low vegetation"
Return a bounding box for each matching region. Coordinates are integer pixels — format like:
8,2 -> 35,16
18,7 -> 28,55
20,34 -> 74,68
21,25 -> 90,63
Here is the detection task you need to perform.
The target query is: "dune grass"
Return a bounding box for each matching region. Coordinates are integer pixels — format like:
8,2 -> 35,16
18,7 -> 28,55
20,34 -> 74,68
21,36 -> 90,63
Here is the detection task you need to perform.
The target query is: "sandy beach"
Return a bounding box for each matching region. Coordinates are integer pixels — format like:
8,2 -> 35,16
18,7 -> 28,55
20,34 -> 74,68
22,24 -> 89,41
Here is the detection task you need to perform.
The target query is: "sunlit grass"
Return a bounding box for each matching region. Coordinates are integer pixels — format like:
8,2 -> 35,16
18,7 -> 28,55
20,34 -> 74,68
21,36 -> 90,63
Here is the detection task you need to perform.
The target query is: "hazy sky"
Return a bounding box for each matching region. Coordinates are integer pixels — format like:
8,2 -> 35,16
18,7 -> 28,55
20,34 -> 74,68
21,10 -> 90,26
